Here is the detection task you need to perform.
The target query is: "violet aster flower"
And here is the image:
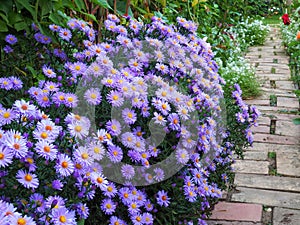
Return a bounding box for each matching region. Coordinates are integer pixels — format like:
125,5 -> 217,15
42,65 -> 56,78
50,207 -> 76,225
156,190 -> 170,207
90,172 -> 108,189
101,198 -> 116,215
107,145 -> 123,163
35,140 -> 57,160
59,28 -> 72,41
110,216 -> 125,225
53,48 -> 67,60
106,119 -> 122,136
0,108 -> 16,125
55,154 -> 74,177
122,108 -> 137,125
84,88 -> 102,105
76,203 -> 89,219
0,77 -> 13,90
142,212 -> 154,224
29,193 -> 45,213
107,90 -> 124,107
69,62 -> 87,76
168,113 -> 181,131
121,164 -> 135,180
10,76 -> 23,90
52,179 -> 63,190
10,214 -> 36,225
3,45 -> 13,53
16,169 -> 39,189
64,93 -> 78,108
5,133 -> 28,159
102,181 -> 117,198
74,146 -> 93,166
0,145 -> 13,168
5,34 -> 17,45
49,24 -> 61,32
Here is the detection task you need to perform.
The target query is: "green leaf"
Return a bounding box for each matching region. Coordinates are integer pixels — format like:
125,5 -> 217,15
39,0 -> 54,17
26,66 -> 37,77
192,0 -> 199,7
0,20 -> 8,32
77,219 -> 85,225
0,1 -> 13,16
80,11 -> 98,23
8,11 -> 23,25
0,12 -> 8,24
74,0 -> 86,11
49,12 -> 64,25
91,0 -> 112,10
14,21 -> 28,31
293,118 -> 300,125
15,0 -> 35,18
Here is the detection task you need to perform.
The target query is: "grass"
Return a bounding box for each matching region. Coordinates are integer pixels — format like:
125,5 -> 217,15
263,14 -> 281,25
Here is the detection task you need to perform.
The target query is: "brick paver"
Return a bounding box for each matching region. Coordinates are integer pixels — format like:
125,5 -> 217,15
210,202 -> 262,222
207,26 -> 300,225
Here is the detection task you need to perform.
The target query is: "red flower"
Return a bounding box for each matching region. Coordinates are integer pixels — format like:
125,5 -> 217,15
282,14 -> 290,25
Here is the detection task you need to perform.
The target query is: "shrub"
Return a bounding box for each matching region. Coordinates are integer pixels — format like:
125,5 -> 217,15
0,14 -> 258,225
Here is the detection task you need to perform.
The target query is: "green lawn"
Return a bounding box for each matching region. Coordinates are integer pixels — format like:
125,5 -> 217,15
263,14 -> 282,25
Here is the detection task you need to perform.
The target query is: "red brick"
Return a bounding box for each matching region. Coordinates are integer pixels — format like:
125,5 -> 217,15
210,202 -> 262,222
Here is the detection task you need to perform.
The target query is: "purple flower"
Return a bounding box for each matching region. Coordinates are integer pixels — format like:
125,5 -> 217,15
3,45 -> 13,53
168,113 -> 181,131
64,93 -> 78,108
50,207 -> 76,225
0,78 -> 13,90
75,203 -> 89,219
59,28 -> 72,41
68,62 -> 87,76
53,48 -> 67,60
5,34 -> 17,45
55,154 -> 74,177
0,145 -> 13,168
122,108 -> 137,125
106,119 -> 122,136
42,65 -> 56,78
0,108 -> 17,125
102,182 -> 117,198
16,169 -> 39,189
101,198 -> 116,215
107,145 -> 123,163
52,179 -> 63,190
49,24 -> 61,32
156,190 -> 170,207
10,214 -> 36,225
107,90 -> 124,107
121,164 -> 135,180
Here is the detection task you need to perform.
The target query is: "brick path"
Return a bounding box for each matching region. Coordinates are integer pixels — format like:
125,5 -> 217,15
207,26 -> 300,225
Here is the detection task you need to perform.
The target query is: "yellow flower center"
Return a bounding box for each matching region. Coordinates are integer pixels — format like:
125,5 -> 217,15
17,218 -> 27,225
75,125 -> 82,132
40,132 -> 48,139
44,146 -> 50,152
81,153 -> 89,159
75,65 -> 81,70
24,174 -> 32,182
107,186 -> 113,192
90,93 -> 97,99
59,215 -> 67,223
3,112 -> 10,118
61,161 -> 68,168
0,153 -> 4,159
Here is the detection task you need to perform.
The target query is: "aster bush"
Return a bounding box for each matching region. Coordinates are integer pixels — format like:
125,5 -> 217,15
0,14 -> 259,225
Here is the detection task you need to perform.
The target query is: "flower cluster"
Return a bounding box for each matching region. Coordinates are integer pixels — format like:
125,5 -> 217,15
0,14 -> 258,225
